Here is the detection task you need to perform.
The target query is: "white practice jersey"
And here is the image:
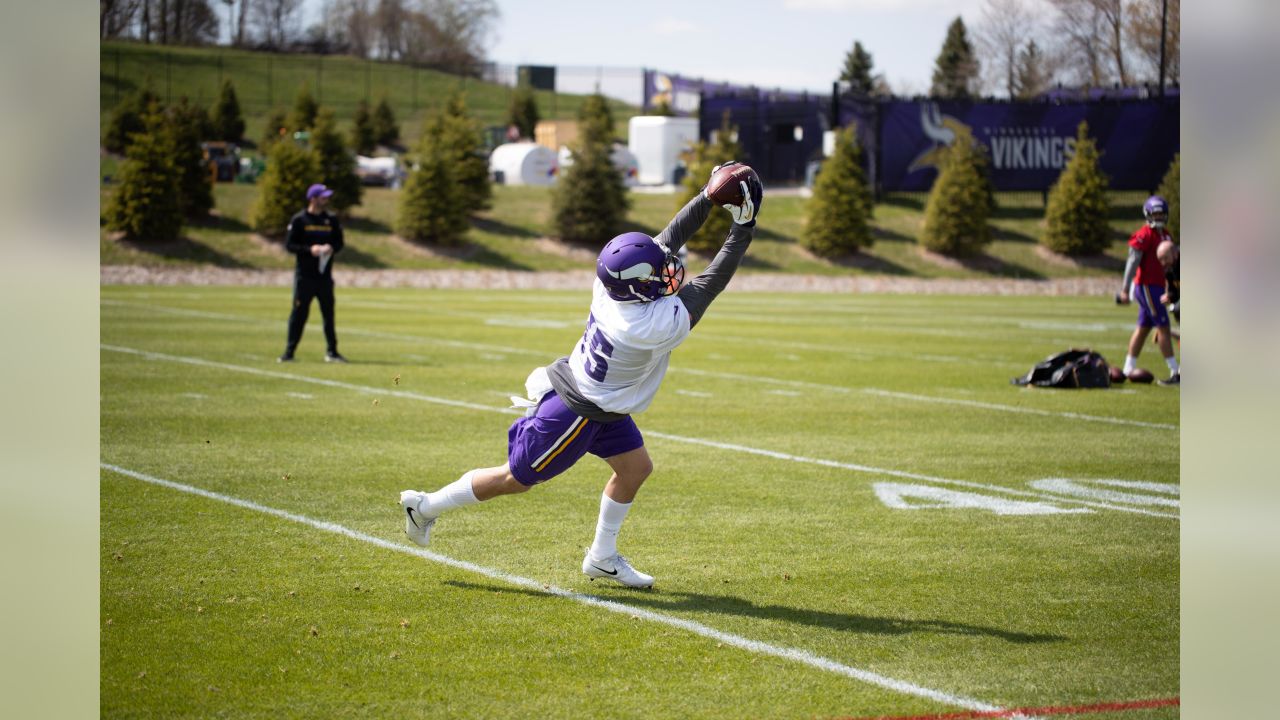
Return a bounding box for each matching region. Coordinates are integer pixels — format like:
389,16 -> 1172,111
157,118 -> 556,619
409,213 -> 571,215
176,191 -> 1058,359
567,279 -> 692,415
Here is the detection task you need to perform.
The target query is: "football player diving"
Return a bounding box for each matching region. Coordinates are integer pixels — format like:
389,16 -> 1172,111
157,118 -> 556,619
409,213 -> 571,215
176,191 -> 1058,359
399,163 -> 764,588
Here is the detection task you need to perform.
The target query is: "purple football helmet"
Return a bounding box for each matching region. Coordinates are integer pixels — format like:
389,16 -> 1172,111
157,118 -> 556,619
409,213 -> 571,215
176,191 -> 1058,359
596,232 -> 684,302
1143,195 -> 1169,228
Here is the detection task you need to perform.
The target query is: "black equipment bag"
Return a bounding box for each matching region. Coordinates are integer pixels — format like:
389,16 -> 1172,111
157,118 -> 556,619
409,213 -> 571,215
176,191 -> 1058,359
1011,349 -> 1112,389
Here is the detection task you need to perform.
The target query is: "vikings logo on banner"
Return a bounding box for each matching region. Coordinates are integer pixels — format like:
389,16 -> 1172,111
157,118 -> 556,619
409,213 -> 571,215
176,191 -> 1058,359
907,103 -> 973,175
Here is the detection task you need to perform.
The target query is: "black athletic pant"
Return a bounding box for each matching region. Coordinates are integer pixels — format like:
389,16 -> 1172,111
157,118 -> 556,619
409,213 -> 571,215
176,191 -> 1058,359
285,274 -> 338,354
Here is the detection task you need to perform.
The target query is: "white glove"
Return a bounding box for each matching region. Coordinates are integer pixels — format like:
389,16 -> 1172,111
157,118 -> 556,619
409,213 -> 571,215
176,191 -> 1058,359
724,180 -> 756,225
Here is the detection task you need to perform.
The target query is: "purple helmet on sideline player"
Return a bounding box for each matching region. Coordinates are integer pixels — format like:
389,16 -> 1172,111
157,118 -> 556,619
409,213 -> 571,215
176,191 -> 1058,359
1143,195 -> 1169,228
596,232 -> 685,303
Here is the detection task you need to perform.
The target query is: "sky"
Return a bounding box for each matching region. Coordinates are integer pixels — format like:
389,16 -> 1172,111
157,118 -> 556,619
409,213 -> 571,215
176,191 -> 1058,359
297,0 -> 992,99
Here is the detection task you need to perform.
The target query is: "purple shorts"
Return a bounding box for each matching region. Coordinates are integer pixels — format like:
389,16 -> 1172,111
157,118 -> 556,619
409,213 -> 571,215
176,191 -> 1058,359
507,391 -> 644,486
1134,283 -> 1170,328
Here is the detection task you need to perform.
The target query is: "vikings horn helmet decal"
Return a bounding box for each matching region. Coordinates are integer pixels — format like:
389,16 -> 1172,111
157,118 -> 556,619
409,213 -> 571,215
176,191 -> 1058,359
596,232 -> 685,303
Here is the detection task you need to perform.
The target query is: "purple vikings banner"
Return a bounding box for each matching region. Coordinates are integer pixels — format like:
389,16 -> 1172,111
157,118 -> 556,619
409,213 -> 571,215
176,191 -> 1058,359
878,100 -> 1179,192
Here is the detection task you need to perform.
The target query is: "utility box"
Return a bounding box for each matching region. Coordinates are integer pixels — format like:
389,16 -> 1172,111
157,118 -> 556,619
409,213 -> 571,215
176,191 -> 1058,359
628,116 -> 699,185
535,120 -> 578,152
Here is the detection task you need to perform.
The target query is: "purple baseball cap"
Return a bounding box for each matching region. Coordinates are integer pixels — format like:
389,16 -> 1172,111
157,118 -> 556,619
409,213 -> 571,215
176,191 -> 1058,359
306,183 -> 334,200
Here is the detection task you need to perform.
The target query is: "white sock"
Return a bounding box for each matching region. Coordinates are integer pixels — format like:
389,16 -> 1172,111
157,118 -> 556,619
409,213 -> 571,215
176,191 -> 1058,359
423,471 -> 479,518
588,494 -> 632,561
1123,355 -> 1138,374
1165,356 -> 1179,374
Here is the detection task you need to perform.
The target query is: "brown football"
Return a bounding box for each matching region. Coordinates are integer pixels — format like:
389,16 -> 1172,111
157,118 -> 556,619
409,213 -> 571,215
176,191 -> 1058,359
1108,366 -> 1126,384
1127,368 -> 1154,384
706,163 -> 758,205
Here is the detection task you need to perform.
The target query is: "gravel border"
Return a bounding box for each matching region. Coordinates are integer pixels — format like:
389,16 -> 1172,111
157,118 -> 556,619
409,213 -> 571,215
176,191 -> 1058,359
101,265 -> 1116,296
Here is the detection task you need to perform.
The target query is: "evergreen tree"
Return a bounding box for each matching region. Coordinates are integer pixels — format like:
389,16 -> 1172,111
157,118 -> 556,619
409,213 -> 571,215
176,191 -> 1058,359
350,100 -> 377,155
310,109 -> 362,213
506,84 -> 539,140
553,93 -> 630,244
210,79 -> 245,142
1014,40 -> 1048,99
105,104 -> 184,242
840,41 -> 877,96
1157,153 -> 1180,241
261,107 -> 289,149
675,110 -> 744,254
290,83 -> 319,132
372,96 -> 400,147
1043,122 -> 1112,256
802,125 -> 874,257
930,17 -> 980,99
167,98 -> 215,219
921,128 -> 993,256
439,91 -> 492,215
397,114 -> 469,246
251,139 -> 321,238
103,87 -> 160,155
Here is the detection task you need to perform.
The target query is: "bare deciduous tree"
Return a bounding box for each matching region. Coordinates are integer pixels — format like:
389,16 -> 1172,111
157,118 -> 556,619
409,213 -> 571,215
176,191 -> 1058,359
1127,0 -> 1179,83
974,0 -> 1037,98
250,0 -> 301,49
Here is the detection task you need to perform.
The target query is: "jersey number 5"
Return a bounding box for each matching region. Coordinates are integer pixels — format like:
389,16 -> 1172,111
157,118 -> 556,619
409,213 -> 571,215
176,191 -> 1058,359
580,315 -> 614,382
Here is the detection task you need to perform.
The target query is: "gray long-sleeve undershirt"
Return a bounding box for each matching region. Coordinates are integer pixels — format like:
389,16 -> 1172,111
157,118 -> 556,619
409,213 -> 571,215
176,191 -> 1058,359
546,193 -> 757,422
661,193 -> 756,327
1121,247 -> 1143,293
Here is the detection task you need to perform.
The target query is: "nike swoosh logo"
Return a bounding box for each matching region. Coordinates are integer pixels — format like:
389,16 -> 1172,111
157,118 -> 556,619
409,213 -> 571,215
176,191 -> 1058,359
405,506 -> 420,529
591,564 -> 618,576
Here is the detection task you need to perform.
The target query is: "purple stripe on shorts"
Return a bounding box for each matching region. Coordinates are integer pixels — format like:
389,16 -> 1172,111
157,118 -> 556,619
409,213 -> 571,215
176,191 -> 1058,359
1135,283 -> 1170,328
507,392 -> 645,486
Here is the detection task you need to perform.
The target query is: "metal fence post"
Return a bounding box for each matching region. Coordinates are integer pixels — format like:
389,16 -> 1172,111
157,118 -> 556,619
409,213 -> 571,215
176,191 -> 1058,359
165,49 -> 172,103
267,55 -> 273,109
114,49 -> 120,106
317,54 -> 323,105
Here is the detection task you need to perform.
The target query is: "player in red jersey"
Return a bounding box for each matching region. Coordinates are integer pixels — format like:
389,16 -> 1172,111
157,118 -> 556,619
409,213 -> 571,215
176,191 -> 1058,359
1116,196 -> 1179,385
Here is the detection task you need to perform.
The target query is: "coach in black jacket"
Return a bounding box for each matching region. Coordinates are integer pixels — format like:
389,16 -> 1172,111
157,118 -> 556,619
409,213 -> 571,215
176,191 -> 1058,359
279,183 -> 347,363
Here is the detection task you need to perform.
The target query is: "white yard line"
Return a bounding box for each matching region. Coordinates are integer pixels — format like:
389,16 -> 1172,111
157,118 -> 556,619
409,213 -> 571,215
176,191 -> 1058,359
99,462 -> 1013,715
103,300 -> 1175,431
862,389 -> 1178,432
99,344 -> 1178,520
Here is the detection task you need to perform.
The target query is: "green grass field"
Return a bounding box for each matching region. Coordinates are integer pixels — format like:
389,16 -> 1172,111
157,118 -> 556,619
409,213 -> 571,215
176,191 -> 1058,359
101,184 -> 1142,279
101,286 -> 1178,718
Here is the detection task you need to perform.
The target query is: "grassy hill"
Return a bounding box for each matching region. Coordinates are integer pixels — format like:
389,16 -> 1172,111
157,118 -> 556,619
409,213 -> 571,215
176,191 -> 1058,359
100,183 -> 1141,280
100,41 -> 638,146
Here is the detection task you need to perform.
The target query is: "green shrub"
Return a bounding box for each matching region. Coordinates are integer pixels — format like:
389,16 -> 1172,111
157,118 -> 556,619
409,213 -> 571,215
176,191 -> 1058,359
372,96 -> 400,147
105,105 -> 183,241
553,93 -> 630,245
397,115 -> 468,245
167,98 -> 215,218
1157,152 -> 1180,241
289,83 -> 318,131
103,87 -> 159,155
506,84 -> 539,140
251,140 -> 321,238
310,109 -> 362,213
802,125 -> 874,257
921,128 -> 993,256
439,92 -> 492,215
260,107 -> 289,149
675,110 -> 744,255
350,100 -> 377,155
1043,122 -> 1112,255
210,79 -> 245,142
